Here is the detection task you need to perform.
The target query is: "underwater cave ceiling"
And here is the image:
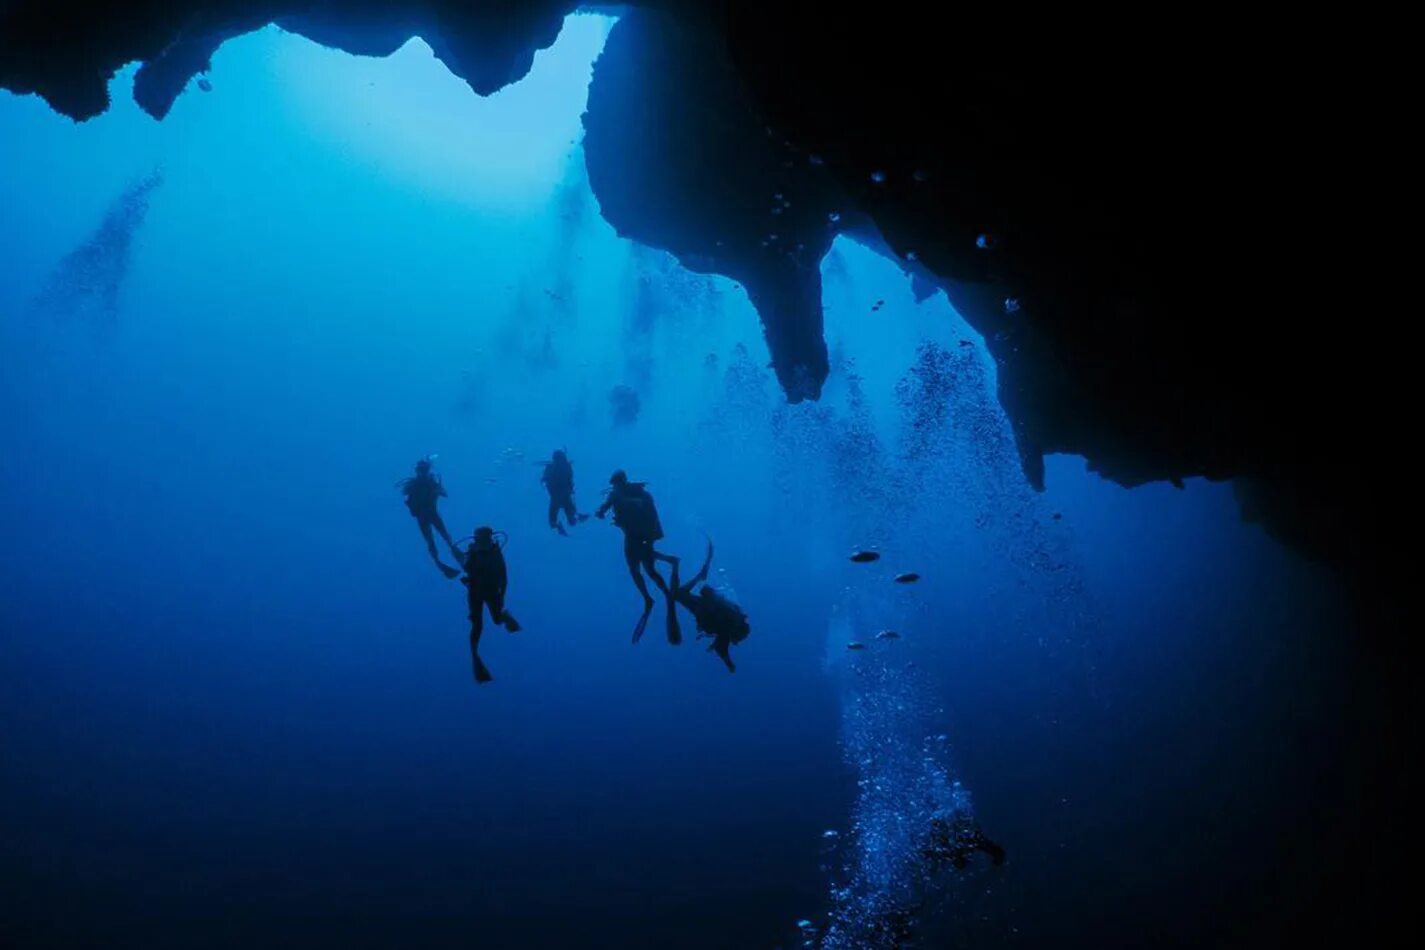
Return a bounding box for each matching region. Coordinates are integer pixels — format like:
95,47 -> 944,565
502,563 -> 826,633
0,1 -> 1390,591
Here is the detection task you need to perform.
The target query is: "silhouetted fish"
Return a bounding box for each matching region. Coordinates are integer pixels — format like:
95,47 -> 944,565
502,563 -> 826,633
849,550 -> 880,563
894,572 -> 920,584
876,630 -> 900,640
197,78 -> 212,92
847,642 -> 867,651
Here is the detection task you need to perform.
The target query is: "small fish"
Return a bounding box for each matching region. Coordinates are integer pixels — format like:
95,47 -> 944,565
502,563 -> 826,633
849,550 -> 880,563
876,630 -> 900,640
847,641 -> 867,651
196,77 -> 212,92
894,572 -> 921,584
1052,512 -> 1063,521
959,339 -> 974,347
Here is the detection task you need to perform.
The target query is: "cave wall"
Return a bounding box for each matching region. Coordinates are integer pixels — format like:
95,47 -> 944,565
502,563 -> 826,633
0,1 -> 1399,593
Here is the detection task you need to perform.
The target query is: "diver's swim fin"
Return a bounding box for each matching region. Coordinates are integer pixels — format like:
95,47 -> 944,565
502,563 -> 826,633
632,608 -> 652,644
439,562 -> 461,580
473,656 -> 493,684
666,602 -> 682,646
501,612 -> 522,633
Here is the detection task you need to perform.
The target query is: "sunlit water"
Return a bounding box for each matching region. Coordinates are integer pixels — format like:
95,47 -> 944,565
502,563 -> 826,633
1,17 -> 1358,950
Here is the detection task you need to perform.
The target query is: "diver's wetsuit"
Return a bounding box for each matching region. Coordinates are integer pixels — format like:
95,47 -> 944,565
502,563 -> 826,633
402,471 -> 458,575
598,482 -> 674,599
597,480 -> 678,642
671,542 -> 748,673
542,456 -> 582,535
464,540 -> 510,684
924,814 -> 1007,870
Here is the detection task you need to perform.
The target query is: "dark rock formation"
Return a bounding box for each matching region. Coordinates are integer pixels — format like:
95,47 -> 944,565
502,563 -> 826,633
0,7 -> 1412,946
0,2 -> 573,121
0,1 -> 1399,594
584,8 -> 847,401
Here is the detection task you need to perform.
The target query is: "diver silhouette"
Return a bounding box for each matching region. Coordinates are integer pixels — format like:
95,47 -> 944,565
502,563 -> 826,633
595,469 -> 679,644
461,526 -> 521,684
670,540 -> 751,673
399,457 -> 462,578
540,449 -> 588,536
923,812 -> 1007,870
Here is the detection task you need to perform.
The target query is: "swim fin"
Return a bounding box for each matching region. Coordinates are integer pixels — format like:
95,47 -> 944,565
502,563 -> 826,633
632,607 -> 652,644
666,602 -> 682,646
501,612 -> 522,633
439,563 -> 461,580
473,655 -> 493,684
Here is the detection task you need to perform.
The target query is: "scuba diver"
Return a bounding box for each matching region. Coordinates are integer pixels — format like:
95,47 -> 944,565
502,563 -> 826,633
461,526 -> 522,684
595,469 -> 679,644
923,812 -> 1007,870
399,457 -> 462,579
540,449 -> 588,536
670,540 -> 751,673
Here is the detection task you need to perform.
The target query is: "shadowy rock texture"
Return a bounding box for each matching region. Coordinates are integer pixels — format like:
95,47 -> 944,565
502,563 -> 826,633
0,1 -> 1398,594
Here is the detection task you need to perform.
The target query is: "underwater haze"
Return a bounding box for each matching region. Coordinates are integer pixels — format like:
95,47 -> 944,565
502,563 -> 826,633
1,16 -> 1368,949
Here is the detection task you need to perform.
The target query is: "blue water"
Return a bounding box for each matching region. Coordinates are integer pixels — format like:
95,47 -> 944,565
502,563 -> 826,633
1,18 -> 1362,949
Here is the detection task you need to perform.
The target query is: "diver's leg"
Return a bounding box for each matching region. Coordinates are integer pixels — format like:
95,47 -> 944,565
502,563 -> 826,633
430,512 -> 459,556
639,554 -> 679,645
469,602 -> 492,683
625,538 -> 655,609
642,558 -> 671,596
419,519 -> 439,559
548,497 -> 566,535
492,595 -> 520,632
421,519 -> 461,578
664,581 -> 682,646
628,561 -> 654,605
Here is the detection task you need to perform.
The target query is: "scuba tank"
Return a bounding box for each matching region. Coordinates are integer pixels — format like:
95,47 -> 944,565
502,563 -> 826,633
614,484 -> 664,540
462,527 -> 508,574
701,587 -> 750,642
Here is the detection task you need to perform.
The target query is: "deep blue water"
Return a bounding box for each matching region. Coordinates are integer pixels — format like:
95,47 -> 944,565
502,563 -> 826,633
1,19 -> 1364,949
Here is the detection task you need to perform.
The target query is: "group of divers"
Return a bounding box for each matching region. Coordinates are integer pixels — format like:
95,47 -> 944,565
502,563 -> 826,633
398,452 -> 750,684
399,452 -> 1009,900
